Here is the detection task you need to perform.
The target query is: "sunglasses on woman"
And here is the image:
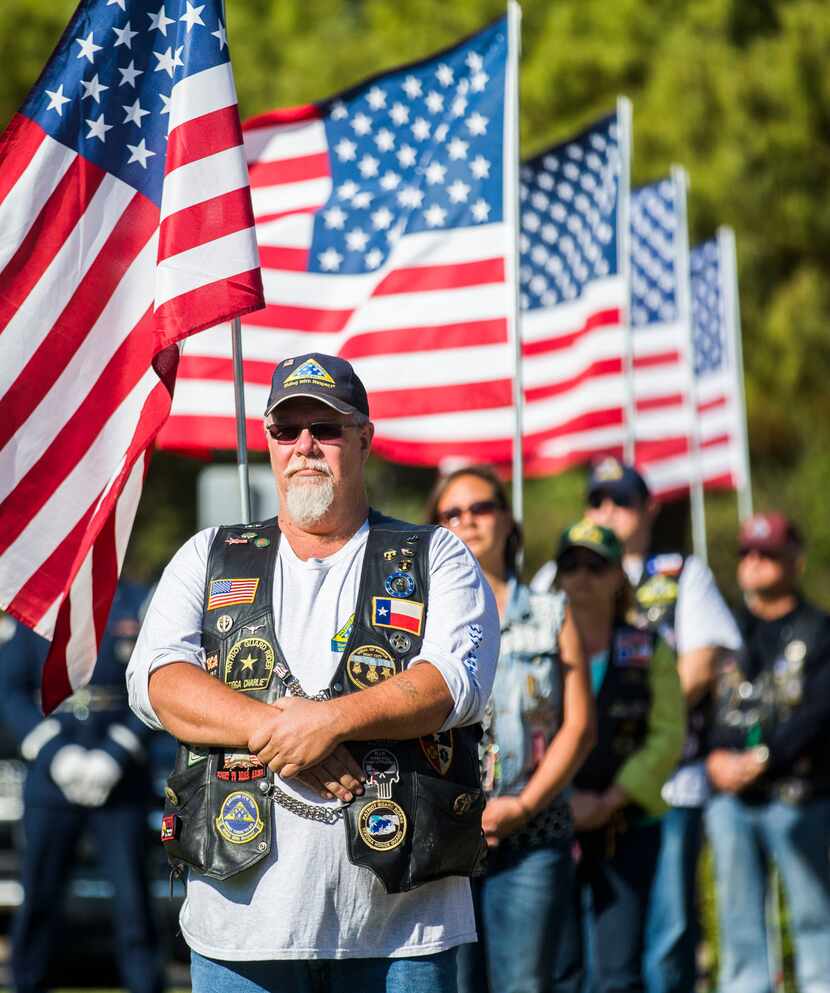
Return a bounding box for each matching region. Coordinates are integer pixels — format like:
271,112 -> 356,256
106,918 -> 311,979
266,421 -> 359,444
436,499 -> 501,527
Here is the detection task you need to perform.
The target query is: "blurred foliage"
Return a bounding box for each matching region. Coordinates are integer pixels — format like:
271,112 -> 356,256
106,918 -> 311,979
2,0 -> 830,603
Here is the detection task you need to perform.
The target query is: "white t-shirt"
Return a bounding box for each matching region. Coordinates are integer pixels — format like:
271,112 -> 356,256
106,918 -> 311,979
530,554 -> 740,655
127,520 -> 499,961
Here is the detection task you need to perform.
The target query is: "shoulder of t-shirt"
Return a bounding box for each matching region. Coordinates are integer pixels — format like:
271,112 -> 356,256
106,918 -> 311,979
428,524 -> 477,571
529,559 -> 557,593
163,527 -> 220,581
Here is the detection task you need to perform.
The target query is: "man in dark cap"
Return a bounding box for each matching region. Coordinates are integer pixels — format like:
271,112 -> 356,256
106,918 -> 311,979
127,353 -> 499,992
533,456 -> 740,993
706,512 -> 830,993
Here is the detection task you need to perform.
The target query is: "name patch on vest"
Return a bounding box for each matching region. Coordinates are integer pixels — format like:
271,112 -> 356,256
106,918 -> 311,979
224,637 -> 275,692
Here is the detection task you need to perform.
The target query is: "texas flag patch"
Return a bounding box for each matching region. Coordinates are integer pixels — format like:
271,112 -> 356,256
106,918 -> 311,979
372,597 -> 424,636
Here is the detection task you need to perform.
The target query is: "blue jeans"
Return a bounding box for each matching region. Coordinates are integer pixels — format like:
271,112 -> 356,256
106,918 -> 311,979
553,821 -> 662,993
706,794 -> 830,993
644,806 -> 704,993
191,947 -> 459,993
457,840 -> 575,993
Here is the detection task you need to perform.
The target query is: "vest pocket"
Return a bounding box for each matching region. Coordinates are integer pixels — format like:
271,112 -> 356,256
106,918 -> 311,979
408,774 -> 486,886
162,761 -> 211,871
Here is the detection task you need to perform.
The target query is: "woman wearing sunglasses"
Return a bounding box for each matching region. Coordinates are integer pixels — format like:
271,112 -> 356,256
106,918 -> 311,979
426,466 -> 595,993
551,521 -> 685,993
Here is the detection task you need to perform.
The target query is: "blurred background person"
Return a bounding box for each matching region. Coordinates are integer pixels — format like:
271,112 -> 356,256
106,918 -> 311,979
551,520 -> 685,993
534,457 -> 740,993
0,582 -> 166,993
706,512 -> 830,993
428,466 -> 595,993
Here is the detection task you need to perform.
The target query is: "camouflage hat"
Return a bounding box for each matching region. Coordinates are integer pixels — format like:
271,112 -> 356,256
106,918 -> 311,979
556,519 -> 623,564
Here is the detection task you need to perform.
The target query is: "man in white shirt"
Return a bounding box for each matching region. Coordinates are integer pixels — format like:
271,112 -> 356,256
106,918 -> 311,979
127,353 -> 499,993
532,456 -> 740,993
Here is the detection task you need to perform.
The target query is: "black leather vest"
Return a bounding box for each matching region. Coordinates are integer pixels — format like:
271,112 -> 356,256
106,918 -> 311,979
574,623 -> 656,818
160,512 -> 485,892
713,603 -> 830,804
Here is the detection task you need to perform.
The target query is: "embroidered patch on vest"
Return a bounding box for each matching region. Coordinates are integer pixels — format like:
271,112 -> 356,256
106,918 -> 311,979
347,644 -> 396,689
207,578 -> 260,611
358,799 -> 407,851
636,575 -> 678,608
224,637 -> 275,692
371,596 -> 424,635
614,631 -> 652,667
215,792 -> 264,845
420,730 -> 454,775
331,612 -> 355,653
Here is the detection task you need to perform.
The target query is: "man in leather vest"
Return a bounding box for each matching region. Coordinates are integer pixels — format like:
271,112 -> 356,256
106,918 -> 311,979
706,512 -> 830,993
532,456 -> 740,993
0,584 -> 165,993
126,353 -> 499,992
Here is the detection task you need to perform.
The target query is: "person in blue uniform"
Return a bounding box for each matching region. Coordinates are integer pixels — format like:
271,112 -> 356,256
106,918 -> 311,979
0,582 -> 166,993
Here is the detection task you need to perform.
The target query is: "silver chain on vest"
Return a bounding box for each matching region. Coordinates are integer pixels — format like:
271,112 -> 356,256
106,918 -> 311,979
261,681 -> 346,824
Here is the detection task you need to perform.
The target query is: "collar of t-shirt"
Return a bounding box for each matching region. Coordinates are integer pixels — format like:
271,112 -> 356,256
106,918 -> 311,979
278,518 -> 370,569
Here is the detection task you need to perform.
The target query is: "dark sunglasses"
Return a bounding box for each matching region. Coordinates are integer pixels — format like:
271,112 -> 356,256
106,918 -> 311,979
266,421 -> 359,444
587,490 -> 639,510
436,499 -> 501,527
557,553 -> 611,576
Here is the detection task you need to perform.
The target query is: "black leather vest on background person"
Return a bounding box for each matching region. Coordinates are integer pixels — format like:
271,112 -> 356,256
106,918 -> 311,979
160,511 -> 485,893
633,553 -> 707,765
574,623 -> 656,823
712,601 -> 830,804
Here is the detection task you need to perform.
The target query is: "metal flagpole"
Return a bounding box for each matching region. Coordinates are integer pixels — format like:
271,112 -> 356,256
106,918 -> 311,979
231,316 -> 252,525
719,225 -> 753,520
616,96 -> 635,464
506,0 -> 524,525
672,165 -> 708,563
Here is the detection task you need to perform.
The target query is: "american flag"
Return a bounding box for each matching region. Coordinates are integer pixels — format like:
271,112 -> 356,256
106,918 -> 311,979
0,0 -> 263,711
690,235 -> 746,489
517,110 -> 630,475
157,16 -> 518,466
207,577 -> 260,611
629,175 -> 697,498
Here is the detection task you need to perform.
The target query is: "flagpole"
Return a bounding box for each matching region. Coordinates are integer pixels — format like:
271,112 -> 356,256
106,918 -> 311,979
719,225 -> 753,520
231,316 -> 252,525
616,96 -> 635,465
506,0 -> 524,526
673,165 -> 707,563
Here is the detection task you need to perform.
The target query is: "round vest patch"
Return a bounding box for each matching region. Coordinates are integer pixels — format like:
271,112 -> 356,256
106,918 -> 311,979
347,644 -> 397,689
224,637 -> 275,692
358,799 -> 408,851
215,791 -> 264,845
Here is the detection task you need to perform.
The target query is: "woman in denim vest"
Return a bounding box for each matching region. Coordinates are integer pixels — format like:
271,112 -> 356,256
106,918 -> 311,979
427,466 -> 595,993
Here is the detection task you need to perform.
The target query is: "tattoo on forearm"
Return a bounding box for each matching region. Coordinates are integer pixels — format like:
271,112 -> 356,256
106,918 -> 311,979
394,674 -> 420,702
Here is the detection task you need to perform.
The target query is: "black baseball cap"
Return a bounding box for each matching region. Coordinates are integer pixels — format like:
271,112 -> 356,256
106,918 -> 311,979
586,456 -> 650,506
264,353 -> 370,419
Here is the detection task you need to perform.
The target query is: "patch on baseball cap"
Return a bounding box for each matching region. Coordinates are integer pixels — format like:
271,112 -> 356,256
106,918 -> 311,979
557,519 -> 623,564
739,513 -> 802,555
586,457 -> 650,505
265,353 -> 370,418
